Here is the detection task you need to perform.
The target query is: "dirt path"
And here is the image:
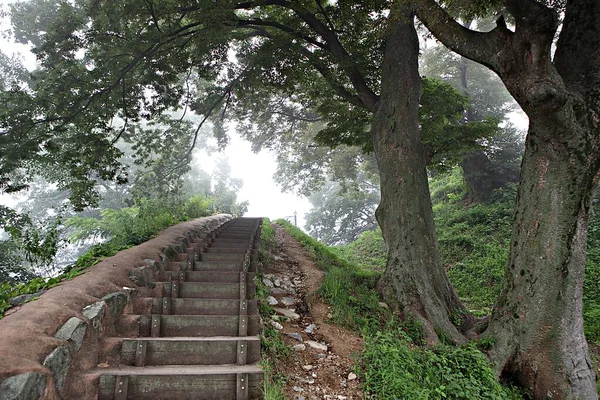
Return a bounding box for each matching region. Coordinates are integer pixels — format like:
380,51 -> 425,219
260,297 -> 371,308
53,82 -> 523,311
265,226 -> 363,400
263,225 -> 364,400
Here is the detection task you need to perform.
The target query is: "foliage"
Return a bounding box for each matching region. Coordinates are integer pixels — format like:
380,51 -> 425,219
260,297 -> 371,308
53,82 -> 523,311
333,229 -> 387,272
0,239 -> 33,284
359,331 -> 523,399
0,194 -> 214,319
0,205 -> 66,268
305,179 -> 379,245
584,199 -> 600,345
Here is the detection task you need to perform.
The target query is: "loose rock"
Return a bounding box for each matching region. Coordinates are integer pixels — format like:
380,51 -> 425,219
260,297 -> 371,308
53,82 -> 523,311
286,332 -> 303,342
274,307 -> 301,320
305,340 -> 328,351
263,278 -> 274,288
281,297 -> 296,306
266,296 -> 278,305
347,372 -> 357,381
293,344 -> 307,351
304,323 -> 316,334
270,321 -> 283,330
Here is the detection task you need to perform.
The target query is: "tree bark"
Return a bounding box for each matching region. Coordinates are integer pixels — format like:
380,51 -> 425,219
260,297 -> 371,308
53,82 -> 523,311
485,99 -> 599,399
414,0 -> 600,395
371,8 -> 469,344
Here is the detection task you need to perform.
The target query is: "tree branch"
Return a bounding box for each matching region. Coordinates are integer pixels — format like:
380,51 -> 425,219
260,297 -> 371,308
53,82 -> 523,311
413,0 -> 509,72
235,18 -> 328,51
296,45 -> 365,109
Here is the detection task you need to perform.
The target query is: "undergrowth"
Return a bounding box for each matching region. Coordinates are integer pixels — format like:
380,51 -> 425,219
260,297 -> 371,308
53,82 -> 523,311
257,218 -> 287,400
0,196 -> 213,318
276,218 -> 522,399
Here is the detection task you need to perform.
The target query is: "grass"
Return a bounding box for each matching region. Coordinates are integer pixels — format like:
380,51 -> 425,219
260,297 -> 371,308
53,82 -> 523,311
256,218 -> 289,400
276,218 -> 523,399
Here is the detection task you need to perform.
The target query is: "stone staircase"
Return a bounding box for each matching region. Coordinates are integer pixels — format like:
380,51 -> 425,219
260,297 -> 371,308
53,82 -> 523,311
95,217 -> 264,399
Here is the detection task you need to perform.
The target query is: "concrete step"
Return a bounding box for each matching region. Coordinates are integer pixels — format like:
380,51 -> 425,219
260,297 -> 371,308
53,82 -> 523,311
164,271 -> 255,283
97,364 -> 263,400
119,336 -> 261,366
200,253 -> 246,262
162,282 -> 256,299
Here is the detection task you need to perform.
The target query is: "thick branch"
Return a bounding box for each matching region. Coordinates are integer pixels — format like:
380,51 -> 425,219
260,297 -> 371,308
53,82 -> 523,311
297,45 -> 365,109
236,18 -> 328,50
413,0 -> 507,72
554,0 -> 600,104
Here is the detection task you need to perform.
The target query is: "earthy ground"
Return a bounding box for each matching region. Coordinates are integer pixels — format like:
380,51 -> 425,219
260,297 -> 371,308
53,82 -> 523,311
263,225 -> 364,400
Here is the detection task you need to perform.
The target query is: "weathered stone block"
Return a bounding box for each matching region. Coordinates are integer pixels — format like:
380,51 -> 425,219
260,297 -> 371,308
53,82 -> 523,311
82,300 -> 107,336
0,372 -> 46,400
101,292 -> 128,322
8,290 -> 47,307
43,345 -> 70,392
54,317 -> 87,351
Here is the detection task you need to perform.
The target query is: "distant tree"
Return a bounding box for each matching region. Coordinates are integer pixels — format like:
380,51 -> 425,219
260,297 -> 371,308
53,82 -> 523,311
305,174 -> 379,245
422,43 -> 523,203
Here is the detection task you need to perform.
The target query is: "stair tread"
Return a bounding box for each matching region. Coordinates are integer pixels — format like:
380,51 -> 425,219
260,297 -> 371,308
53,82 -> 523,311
124,336 -> 260,342
94,364 -> 263,376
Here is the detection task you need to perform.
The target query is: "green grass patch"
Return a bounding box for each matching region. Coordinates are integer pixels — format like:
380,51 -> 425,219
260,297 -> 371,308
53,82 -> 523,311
276,219 -> 522,398
359,330 -> 523,399
255,220 -> 291,400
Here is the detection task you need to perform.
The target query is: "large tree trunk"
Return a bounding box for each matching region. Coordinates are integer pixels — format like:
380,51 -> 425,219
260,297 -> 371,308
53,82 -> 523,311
415,0 -> 600,396
486,99 -> 599,399
372,9 -> 469,344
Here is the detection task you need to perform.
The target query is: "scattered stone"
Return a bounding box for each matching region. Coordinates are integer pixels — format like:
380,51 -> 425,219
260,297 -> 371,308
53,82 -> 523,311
43,345 -> 71,391
274,307 -> 300,320
378,302 -> 389,309
262,278 -> 274,288
269,287 -> 288,295
316,353 -> 326,359
54,317 -> 87,351
347,372 -> 358,381
337,396 -> 347,400
281,297 -> 296,306
293,386 -> 305,392
0,372 -> 46,400
266,296 -> 279,306
286,332 -> 303,342
305,340 -> 328,351
8,290 -> 47,307
274,278 -> 282,287
304,324 -> 316,334
302,365 -> 314,371
270,321 -> 283,330
273,255 -> 284,261
293,344 -> 307,351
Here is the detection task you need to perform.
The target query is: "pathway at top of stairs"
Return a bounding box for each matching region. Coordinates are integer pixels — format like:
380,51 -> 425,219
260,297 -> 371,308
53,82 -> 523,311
94,217 -> 264,400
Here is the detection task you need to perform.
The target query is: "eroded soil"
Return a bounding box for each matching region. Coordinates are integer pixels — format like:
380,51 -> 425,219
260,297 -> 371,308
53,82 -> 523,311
263,225 -> 364,400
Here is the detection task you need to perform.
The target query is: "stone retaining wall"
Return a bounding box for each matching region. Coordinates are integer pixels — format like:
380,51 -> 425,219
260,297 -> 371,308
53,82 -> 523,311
0,214 -> 231,400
